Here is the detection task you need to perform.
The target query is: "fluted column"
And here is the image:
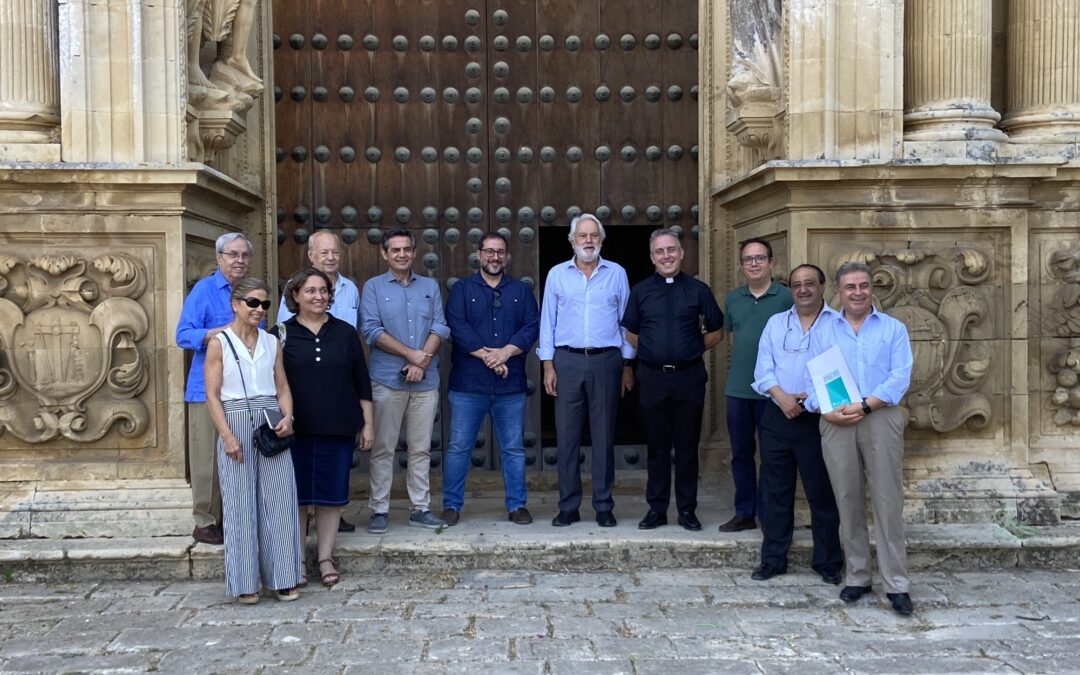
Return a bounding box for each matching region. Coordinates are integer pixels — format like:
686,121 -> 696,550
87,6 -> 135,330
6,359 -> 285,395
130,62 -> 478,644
1002,0 -> 1080,142
0,0 -> 60,152
903,0 -> 1004,141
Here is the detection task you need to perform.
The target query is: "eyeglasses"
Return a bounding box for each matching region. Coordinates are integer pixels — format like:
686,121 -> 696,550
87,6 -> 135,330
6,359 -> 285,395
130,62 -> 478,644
220,251 -> 253,261
740,255 -> 769,265
241,297 -> 271,310
480,248 -> 507,258
492,288 -> 502,309
782,327 -> 810,353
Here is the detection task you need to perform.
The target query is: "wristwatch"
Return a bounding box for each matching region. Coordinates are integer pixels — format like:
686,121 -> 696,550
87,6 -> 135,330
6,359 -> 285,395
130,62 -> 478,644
861,398 -> 872,416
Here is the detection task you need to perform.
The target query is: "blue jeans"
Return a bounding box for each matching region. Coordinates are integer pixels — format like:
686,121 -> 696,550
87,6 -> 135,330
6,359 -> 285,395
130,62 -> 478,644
726,396 -> 767,518
442,390 -> 528,512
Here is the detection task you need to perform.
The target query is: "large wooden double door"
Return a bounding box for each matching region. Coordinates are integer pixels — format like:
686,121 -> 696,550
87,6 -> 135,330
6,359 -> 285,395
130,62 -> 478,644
273,0 -> 699,472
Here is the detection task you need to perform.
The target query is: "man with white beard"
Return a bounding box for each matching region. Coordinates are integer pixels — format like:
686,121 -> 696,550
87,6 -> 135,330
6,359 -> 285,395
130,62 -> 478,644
538,214 -> 635,528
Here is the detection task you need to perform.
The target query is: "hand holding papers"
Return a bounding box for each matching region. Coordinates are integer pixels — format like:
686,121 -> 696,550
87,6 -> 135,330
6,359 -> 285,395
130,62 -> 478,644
807,345 -> 861,414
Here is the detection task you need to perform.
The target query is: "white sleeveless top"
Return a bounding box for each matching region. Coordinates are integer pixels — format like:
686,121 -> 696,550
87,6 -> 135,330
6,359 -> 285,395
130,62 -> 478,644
216,328 -> 279,400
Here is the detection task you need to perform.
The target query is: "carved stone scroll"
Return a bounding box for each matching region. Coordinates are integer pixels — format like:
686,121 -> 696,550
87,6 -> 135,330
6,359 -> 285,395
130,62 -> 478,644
1045,247 -> 1080,426
828,245 -> 993,433
0,254 -> 150,444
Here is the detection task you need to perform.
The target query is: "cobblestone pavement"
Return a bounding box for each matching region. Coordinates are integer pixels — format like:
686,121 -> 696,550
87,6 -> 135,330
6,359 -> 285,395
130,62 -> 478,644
0,567 -> 1078,674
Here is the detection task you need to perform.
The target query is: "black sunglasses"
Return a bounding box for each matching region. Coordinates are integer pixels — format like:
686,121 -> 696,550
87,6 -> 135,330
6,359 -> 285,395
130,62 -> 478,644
241,297 -> 271,310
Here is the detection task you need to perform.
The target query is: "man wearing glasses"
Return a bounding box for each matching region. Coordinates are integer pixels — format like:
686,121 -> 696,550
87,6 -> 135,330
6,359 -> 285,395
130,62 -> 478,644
720,238 -> 792,532
360,229 -> 451,533
622,229 -> 723,532
442,232 -> 540,526
538,214 -> 635,528
749,264 -> 843,584
175,232 -> 255,545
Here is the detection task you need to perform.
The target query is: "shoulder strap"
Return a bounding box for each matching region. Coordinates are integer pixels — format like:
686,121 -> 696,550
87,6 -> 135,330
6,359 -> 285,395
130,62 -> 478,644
220,331 -> 259,430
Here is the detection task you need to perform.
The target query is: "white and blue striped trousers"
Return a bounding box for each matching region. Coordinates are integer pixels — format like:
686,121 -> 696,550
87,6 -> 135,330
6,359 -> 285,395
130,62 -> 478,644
218,396 -> 303,597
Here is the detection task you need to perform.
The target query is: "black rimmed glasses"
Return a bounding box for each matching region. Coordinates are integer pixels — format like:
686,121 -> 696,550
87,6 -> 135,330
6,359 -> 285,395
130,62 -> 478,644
740,254 -> 769,266
480,248 -> 507,258
241,297 -> 272,310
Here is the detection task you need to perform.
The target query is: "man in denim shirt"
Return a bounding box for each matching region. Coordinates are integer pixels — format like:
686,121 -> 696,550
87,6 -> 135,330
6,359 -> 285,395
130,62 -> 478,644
442,232 -> 539,526
175,233 -> 254,545
360,230 -> 451,533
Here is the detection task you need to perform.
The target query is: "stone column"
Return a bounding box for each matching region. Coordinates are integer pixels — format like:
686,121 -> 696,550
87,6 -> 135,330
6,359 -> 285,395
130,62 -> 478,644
903,0 -> 1004,141
0,0 -> 60,160
1002,0 -> 1080,142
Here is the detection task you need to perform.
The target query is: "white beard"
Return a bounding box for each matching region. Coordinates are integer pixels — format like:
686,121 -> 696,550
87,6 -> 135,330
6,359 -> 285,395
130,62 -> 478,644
573,243 -> 601,263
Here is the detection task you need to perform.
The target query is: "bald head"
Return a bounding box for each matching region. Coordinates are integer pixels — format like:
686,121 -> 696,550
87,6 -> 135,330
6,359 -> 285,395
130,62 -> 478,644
307,230 -> 342,279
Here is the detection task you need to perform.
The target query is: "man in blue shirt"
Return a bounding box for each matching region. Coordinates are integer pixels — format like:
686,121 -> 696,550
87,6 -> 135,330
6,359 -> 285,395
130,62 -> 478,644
276,229 -> 362,533
538,214 -> 635,528
442,232 -> 540,526
360,230 -> 451,533
805,261 -> 914,616
750,264 -> 843,585
175,232 -> 254,545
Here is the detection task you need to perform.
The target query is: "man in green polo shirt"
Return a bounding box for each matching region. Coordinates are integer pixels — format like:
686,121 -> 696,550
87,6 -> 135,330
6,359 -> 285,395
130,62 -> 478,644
720,238 -> 793,532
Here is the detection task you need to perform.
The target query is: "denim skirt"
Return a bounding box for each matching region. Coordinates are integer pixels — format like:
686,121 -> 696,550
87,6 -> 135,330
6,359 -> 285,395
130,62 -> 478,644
290,433 -> 353,506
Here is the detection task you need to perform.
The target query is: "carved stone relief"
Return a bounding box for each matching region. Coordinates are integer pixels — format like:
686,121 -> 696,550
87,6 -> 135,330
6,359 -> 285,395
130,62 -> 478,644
0,253 -> 150,444
185,0 -> 263,163
828,246 -> 993,433
725,0 -> 782,160
1045,247 -> 1080,426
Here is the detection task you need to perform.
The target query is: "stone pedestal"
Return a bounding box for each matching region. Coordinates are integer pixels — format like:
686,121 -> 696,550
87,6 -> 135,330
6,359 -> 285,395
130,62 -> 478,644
0,0 -> 60,161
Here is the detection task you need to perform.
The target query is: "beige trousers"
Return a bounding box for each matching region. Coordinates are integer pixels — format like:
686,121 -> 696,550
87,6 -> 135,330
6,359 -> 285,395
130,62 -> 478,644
819,405 -> 909,593
368,382 -> 439,514
186,402 -> 222,528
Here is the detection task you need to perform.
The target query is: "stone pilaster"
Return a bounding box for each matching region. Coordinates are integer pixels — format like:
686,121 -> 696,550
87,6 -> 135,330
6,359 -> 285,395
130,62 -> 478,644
1002,0 -> 1080,142
0,0 -> 60,161
903,0 -> 1004,141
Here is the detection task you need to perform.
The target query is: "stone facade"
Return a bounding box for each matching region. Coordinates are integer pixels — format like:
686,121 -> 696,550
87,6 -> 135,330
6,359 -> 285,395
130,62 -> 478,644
702,0 -> 1080,524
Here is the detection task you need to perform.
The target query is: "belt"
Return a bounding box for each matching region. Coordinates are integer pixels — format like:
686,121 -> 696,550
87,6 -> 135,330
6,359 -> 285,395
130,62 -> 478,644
638,358 -> 702,373
557,345 -> 619,355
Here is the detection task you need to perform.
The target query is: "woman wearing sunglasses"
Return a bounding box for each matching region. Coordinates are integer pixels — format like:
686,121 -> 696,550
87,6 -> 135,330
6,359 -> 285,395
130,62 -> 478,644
204,277 -> 303,604
274,267 -> 373,588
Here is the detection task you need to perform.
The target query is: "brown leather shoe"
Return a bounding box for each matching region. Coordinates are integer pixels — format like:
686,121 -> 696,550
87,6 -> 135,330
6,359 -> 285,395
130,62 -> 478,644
193,524 -> 223,545
442,508 -> 460,526
508,507 -> 533,525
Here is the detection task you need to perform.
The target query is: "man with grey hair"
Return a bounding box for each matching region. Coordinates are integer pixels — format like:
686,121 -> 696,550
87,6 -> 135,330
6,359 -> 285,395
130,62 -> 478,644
276,228 -> 362,533
804,260 -> 914,616
538,214 -> 635,528
176,232 -> 255,545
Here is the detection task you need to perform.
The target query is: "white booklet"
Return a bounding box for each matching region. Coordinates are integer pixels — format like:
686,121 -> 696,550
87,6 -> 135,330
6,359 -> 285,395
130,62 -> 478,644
806,345 -> 862,413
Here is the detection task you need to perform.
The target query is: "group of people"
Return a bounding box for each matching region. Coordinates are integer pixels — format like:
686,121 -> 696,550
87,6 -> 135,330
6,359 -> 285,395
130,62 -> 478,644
177,215 -> 914,616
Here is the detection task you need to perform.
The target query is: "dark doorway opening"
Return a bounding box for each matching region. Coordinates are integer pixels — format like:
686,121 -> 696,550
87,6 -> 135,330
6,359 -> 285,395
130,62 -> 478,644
538,225 -> 655,467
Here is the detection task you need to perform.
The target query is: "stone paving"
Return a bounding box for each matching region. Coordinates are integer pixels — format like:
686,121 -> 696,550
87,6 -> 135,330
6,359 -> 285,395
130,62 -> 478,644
1,566 -> 1078,673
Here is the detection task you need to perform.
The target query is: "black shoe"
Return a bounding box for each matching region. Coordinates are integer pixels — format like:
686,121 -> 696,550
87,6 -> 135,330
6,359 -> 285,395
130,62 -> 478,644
751,563 -> 786,581
818,568 -> 843,585
595,510 -> 617,527
717,515 -> 757,532
677,511 -> 702,531
638,511 -> 668,530
839,585 -> 873,603
552,510 -> 581,527
887,592 -> 914,616
192,524 -> 223,545
337,517 -> 356,533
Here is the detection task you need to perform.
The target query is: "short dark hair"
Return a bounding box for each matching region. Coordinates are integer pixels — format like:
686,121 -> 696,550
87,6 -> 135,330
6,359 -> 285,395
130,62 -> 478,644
834,261 -> 872,287
478,231 -> 508,250
381,229 -> 416,251
283,267 -> 334,314
789,264 -> 826,285
739,237 -> 773,259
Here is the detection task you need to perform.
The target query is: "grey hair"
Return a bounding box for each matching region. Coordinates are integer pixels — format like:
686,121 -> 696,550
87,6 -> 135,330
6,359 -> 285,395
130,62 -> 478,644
649,228 -> 681,251
567,214 -> 606,242
307,229 -> 341,251
215,232 -> 254,256
229,277 -> 271,302
834,261 -> 872,287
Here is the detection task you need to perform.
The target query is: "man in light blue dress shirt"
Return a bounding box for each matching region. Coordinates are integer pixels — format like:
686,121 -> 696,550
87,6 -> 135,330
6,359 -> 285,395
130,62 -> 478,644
804,261 -> 914,616
538,214 -> 635,528
276,229 -> 362,533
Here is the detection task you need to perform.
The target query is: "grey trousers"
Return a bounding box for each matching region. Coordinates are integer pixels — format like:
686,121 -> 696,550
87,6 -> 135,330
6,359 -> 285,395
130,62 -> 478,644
553,348 -> 622,513
187,402 -> 222,528
819,405 -> 910,593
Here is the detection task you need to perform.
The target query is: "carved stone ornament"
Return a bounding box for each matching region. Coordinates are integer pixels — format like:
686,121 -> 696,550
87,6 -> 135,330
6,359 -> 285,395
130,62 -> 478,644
0,254 -> 150,443
1045,248 -> 1080,426
829,246 -> 993,433
725,0 -> 782,156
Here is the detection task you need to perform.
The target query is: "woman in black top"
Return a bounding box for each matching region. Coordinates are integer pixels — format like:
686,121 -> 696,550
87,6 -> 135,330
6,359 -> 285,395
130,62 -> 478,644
273,267 -> 373,587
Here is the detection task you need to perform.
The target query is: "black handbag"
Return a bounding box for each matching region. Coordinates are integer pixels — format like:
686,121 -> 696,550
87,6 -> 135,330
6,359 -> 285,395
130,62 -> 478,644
221,331 -> 294,457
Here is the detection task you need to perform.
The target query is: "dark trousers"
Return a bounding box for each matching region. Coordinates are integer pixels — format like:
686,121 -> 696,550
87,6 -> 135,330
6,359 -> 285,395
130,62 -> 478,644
725,396 -> 767,517
758,403 -> 843,573
638,362 -> 707,514
553,348 -> 621,512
